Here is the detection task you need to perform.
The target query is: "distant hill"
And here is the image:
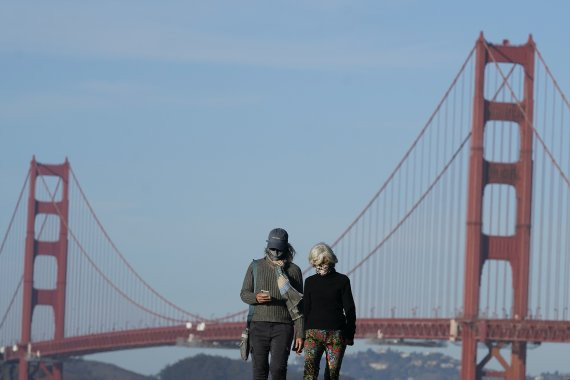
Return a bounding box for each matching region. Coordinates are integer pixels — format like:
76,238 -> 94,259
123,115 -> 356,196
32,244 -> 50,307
2,349 -> 566,379
338,349 -> 459,380
158,349 -> 459,380
156,349 -> 570,380
159,354 -> 252,380
63,358 -> 155,380
0,358 -> 155,380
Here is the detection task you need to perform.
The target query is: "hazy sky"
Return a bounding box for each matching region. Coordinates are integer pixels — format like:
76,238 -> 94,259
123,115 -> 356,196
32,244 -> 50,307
1,0 -> 569,376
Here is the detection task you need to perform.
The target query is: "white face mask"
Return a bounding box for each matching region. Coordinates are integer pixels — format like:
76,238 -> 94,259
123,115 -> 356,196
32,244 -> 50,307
315,263 -> 331,276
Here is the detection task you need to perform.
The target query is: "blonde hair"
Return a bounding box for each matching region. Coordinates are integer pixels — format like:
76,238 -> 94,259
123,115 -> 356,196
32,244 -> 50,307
308,242 -> 338,267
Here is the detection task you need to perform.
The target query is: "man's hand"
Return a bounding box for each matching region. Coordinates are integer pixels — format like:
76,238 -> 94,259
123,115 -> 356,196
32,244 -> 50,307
344,338 -> 354,346
293,338 -> 304,354
255,292 -> 271,303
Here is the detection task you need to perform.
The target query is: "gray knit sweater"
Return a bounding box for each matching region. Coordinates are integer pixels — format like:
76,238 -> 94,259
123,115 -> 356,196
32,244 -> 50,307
240,257 -> 304,339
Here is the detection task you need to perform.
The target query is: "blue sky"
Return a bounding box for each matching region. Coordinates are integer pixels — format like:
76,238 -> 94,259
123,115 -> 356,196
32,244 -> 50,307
1,0 -> 569,376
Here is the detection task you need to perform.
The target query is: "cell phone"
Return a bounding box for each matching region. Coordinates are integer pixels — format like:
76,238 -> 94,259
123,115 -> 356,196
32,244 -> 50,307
260,290 -> 269,294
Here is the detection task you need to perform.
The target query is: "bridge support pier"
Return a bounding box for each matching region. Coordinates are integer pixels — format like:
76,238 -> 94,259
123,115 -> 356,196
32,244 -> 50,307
17,358 -> 62,380
509,342 -> 527,380
38,361 -> 62,380
461,334 -> 527,379
18,359 -> 26,380
460,327 -> 477,380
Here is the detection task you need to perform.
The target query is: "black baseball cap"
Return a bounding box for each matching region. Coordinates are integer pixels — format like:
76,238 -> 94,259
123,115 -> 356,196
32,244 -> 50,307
266,228 -> 288,251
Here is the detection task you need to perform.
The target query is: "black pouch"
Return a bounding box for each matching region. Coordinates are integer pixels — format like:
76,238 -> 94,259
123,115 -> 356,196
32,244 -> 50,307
239,327 -> 250,361
241,259 -> 258,361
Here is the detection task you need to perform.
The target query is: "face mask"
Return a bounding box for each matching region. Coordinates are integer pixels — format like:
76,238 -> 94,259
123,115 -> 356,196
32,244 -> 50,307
267,248 -> 284,261
315,263 -> 330,276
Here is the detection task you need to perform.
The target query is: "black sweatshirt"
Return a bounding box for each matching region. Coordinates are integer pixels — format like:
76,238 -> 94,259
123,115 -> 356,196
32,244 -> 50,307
303,270 -> 356,340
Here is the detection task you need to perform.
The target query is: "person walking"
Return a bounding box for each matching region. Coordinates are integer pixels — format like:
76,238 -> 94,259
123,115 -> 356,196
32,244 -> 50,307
240,227 -> 304,380
303,242 -> 356,380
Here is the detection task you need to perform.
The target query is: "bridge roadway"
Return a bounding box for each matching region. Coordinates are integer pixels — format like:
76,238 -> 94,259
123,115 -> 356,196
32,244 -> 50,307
3,319 -> 570,362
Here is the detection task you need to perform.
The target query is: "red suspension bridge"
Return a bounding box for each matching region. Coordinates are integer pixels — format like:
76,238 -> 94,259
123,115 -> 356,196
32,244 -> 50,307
1,33 -> 570,380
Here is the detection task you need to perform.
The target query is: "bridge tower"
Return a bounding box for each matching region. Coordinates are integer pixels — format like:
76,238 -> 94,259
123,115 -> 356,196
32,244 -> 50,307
19,158 -> 70,380
461,34 -> 535,379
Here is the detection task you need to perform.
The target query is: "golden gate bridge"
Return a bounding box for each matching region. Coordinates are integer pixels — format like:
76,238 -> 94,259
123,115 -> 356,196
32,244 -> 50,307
1,33 -> 570,379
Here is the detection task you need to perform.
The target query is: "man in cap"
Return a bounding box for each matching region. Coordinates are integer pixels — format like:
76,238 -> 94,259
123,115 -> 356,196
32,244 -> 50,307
240,227 -> 304,380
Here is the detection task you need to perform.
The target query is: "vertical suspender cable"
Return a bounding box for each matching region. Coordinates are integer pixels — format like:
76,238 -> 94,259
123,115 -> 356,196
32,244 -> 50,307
544,78 -> 555,318
394,163 -> 402,316
357,212 -> 364,316
535,64 -> 547,318
454,65 -> 466,316
434,106 -> 442,315
444,85 -> 455,316
346,228 -> 351,281
74,184 -> 81,334
403,153 -> 411,316
361,211 -> 366,316
410,128 -> 419,316
439,106 -> 446,316
555,92 -> 564,319
374,191 -> 379,316
563,92 -> 570,318
401,162 -> 407,317
387,178 -> 394,314
354,222 -> 360,314
426,116 -> 434,315
550,80 -> 559,318
420,134 -> 427,316
529,63 -> 540,317
367,204 -> 372,316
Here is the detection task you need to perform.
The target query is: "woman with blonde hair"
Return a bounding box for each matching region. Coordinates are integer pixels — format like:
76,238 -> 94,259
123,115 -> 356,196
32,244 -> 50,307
303,242 -> 356,380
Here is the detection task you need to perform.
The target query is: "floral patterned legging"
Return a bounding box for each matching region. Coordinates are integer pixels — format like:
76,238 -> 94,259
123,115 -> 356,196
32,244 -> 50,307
303,329 -> 346,380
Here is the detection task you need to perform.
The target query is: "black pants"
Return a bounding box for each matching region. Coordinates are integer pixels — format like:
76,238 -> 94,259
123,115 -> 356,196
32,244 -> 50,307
250,321 -> 294,380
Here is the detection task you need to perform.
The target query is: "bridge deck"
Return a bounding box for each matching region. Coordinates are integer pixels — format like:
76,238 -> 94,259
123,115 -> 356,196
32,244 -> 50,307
4,318 -> 570,361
